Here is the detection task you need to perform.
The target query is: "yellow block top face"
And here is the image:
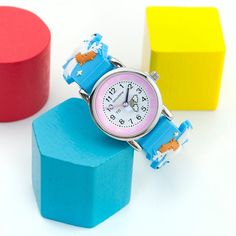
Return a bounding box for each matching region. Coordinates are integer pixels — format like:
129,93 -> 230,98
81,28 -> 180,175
146,7 -> 225,52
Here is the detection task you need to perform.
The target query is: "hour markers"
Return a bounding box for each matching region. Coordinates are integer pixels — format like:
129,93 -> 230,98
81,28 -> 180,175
102,80 -> 149,128
107,104 -> 114,111
141,106 -> 146,112
136,114 -> 141,120
119,119 -> 125,124
110,114 -> 115,120
92,71 -> 158,138
136,88 -> 142,94
106,96 -> 112,102
128,83 -> 133,89
109,87 -> 116,95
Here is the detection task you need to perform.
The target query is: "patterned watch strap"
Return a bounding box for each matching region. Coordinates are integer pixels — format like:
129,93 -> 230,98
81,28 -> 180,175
63,33 -> 193,170
63,33 -> 115,94
138,116 -> 192,169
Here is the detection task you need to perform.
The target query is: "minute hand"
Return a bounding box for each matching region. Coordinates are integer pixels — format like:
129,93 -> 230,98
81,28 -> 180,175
125,87 -> 130,103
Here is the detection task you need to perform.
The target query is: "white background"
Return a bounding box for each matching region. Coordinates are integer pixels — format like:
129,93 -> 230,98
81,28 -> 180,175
0,0 -> 235,235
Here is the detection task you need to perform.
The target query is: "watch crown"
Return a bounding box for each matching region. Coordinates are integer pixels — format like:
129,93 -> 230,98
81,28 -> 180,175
150,71 -> 160,81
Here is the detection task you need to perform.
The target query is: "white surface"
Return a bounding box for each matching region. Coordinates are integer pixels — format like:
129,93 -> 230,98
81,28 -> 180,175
0,0 -> 235,235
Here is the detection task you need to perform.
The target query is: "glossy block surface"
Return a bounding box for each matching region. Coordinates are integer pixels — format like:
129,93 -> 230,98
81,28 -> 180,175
143,7 -> 225,110
32,98 -> 134,227
0,6 -> 50,121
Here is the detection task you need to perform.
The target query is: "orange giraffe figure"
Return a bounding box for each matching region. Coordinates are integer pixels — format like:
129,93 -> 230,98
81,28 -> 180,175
159,139 -> 180,153
75,51 -> 97,66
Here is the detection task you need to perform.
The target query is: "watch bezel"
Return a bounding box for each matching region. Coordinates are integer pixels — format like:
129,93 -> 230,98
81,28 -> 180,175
89,68 -> 163,141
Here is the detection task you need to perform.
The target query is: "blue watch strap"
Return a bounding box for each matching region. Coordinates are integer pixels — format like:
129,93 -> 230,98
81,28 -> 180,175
138,116 -> 192,169
63,33 -> 193,171
63,33 -> 115,94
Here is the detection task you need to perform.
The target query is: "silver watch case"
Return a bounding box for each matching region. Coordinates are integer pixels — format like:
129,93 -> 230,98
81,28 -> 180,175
89,68 -> 163,139
79,59 -> 173,151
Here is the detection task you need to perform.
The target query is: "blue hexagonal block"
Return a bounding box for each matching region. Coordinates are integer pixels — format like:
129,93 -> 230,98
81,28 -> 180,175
32,98 -> 134,228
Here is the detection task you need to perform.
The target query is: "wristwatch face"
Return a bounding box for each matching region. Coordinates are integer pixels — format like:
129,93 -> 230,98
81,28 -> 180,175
90,69 -> 162,140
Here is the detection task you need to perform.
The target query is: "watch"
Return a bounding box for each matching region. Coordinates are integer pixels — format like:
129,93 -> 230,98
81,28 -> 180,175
63,33 -> 192,170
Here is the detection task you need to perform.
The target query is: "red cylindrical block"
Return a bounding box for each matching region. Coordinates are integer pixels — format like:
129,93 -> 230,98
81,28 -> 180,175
0,6 -> 51,121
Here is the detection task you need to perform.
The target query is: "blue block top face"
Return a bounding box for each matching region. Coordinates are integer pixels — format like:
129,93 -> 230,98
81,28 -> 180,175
33,98 -> 132,167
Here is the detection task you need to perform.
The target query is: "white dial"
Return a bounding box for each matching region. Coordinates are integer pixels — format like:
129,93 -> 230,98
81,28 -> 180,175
91,70 -> 161,139
102,81 -> 149,128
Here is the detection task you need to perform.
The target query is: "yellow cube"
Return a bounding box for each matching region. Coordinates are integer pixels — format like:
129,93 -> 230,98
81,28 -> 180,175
143,7 -> 225,110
